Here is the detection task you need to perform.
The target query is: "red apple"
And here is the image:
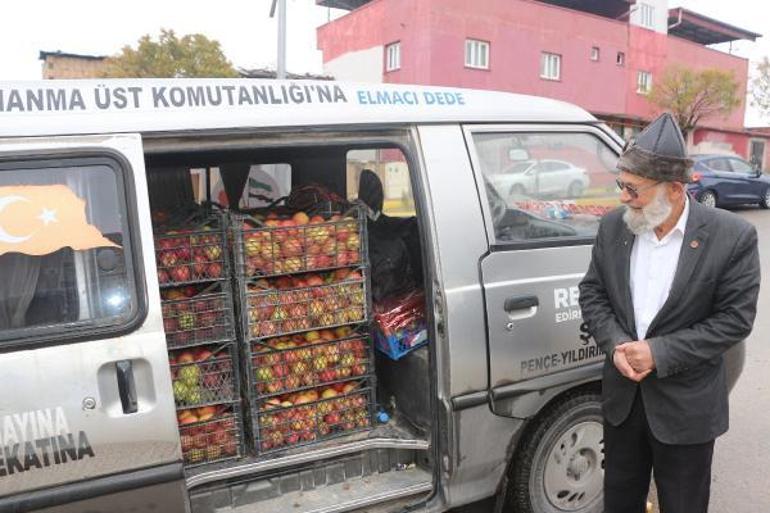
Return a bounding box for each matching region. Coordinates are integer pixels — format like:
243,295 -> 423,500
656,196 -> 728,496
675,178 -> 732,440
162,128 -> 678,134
205,262 -> 223,278
170,265 -> 191,283
177,351 -> 196,364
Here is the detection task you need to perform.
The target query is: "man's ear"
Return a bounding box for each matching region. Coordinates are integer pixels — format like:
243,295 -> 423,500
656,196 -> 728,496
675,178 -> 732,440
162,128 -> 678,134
670,181 -> 685,198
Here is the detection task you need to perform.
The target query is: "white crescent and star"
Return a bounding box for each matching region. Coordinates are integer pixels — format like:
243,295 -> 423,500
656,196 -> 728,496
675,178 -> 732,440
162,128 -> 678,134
0,195 -> 58,244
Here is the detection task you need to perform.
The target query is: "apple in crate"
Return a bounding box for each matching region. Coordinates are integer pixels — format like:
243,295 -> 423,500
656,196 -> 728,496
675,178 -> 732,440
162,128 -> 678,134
170,266 -> 191,283
206,263 -> 223,279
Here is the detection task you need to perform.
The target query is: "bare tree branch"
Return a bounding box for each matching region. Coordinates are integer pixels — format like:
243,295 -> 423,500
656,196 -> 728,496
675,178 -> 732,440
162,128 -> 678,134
649,66 -> 740,137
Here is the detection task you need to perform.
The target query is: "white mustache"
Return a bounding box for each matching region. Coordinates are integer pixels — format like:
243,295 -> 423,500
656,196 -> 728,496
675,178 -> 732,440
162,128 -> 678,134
622,187 -> 672,235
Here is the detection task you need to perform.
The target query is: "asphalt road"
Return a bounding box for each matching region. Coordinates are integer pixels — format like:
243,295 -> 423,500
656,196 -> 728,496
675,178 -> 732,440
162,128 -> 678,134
707,206 -> 770,512
455,206 -> 770,513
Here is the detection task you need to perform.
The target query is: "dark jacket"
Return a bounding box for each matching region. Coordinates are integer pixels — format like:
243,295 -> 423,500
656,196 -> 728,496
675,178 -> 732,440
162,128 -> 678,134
579,201 -> 760,444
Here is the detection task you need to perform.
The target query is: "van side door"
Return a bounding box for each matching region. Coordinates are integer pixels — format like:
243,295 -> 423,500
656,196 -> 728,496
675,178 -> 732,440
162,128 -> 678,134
0,135 -> 186,512
463,125 -> 622,417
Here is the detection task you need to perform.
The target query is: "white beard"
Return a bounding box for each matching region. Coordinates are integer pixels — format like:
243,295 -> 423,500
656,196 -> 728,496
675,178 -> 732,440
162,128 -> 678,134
622,187 -> 672,235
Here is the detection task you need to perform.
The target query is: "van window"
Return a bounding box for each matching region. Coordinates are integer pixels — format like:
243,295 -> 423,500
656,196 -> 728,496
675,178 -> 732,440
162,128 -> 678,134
0,158 -> 140,342
471,131 -> 620,243
186,164 -> 292,208
347,148 -> 415,217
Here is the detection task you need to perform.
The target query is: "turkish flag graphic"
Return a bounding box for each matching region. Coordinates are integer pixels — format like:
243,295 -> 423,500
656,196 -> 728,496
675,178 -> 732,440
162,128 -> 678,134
0,185 -> 120,256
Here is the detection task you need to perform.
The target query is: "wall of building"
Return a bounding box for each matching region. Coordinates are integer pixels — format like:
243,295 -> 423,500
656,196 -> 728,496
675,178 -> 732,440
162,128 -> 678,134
41,56 -> 107,79
693,128 -> 770,170
426,0 -> 630,116
317,0 -> 751,132
625,26 -> 667,120
323,46 -> 384,82
317,0 -> 430,84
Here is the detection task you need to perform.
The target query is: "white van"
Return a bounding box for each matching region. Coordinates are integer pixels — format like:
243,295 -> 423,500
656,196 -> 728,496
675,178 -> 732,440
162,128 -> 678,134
0,79 -> 743,513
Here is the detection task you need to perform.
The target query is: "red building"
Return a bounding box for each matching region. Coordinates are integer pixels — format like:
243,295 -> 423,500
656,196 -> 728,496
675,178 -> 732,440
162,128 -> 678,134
316,0 -> 768,167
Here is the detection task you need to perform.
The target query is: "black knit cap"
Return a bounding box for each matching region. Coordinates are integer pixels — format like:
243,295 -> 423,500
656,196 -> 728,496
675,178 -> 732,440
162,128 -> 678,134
617,112 -> 694,183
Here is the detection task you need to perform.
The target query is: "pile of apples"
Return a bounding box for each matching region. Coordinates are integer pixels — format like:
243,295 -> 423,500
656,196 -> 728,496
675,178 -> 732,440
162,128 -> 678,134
155,225 -> 225,285
161,287 -> 229,347
252,326 -> 369,395
257,384 -> 370,452
177,405 -> 240,464
169,346 -> 235,407
240,211 -> 361,277
247,269 -> 366,338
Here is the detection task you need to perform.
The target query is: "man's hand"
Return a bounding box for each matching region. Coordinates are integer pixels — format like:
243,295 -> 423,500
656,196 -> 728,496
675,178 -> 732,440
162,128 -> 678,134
622,340 -> 655,374
614,343 -> 652,382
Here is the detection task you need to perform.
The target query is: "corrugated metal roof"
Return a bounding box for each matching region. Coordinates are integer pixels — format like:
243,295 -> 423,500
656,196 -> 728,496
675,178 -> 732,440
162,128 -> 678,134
668,8 -> 761,45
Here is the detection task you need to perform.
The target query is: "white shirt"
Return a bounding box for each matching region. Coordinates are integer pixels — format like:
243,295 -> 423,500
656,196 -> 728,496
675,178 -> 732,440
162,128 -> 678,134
629,197 -> 690,339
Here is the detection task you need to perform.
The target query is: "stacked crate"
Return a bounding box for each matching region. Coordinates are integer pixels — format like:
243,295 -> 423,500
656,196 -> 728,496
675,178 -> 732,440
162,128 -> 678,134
232,207 -> 375,454
153,210 -> 244,466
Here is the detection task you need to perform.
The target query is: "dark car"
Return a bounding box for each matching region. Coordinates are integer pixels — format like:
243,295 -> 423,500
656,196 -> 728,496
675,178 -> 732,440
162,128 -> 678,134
687,154 -> 770,209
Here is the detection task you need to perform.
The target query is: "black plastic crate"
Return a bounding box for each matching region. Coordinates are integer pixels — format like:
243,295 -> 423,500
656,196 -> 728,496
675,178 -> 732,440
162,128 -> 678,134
242,269 -> 368,340
177,403 -> 244,467
153,210 -> 230,288
161,283 -> 237,350
169,343 -> 239,409
231,206 -> 366,279
253,382 -> 374,454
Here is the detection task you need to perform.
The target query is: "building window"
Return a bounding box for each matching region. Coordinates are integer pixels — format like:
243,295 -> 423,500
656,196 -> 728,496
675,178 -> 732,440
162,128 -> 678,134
591,47 -> 600,61
540,52 -> 561,81
637,71 -> 652,94
640,3 -> 655,29
617,51 -> 625,66
465,39 -> 490,70
385,42 -> 401,72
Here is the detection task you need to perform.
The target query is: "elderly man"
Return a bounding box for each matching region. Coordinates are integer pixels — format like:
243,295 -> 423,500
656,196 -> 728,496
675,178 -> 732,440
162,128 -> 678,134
579,113 -> 760,513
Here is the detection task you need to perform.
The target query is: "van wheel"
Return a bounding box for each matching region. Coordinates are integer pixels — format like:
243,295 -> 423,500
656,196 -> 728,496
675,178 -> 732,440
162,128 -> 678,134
508,392 -> 604,513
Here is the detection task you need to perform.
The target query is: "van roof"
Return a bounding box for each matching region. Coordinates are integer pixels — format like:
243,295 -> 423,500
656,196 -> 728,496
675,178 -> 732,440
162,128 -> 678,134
0,79 -> 596,137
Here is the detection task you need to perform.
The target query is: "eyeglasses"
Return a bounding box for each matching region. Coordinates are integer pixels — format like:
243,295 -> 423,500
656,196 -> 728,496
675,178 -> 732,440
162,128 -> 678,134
615,178 -> 661,199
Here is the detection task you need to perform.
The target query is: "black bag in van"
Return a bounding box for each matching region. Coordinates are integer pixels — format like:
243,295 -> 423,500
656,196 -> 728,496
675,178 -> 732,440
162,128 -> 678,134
368,216 -> 419,303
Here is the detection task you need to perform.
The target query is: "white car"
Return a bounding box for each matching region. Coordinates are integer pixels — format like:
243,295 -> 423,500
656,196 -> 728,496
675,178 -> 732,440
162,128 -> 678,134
490,159 -> 590,199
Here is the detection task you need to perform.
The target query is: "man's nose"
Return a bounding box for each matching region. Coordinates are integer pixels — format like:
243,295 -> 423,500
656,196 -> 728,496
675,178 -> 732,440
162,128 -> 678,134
619,187 -> 633,203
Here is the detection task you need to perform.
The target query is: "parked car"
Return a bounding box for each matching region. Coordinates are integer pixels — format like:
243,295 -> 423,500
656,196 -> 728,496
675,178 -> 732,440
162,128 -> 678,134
489,158 -> 590,199
687,154 -> 770,209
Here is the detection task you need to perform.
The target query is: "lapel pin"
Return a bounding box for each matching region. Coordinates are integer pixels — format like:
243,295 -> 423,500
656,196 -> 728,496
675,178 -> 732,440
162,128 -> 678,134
690,240 -> 700,249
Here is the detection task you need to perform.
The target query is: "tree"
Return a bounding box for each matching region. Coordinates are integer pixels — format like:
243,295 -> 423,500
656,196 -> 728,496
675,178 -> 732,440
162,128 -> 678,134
751,57 -> 770,117
102,29 -> 239,78
649,66 -> 741,138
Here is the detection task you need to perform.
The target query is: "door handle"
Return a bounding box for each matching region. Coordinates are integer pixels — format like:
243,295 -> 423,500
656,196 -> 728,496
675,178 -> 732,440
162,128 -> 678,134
116,360 -> 138,414
504,294 -> 539,312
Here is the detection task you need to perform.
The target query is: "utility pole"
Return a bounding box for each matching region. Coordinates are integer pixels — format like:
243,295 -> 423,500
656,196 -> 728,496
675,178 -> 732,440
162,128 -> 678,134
269,0 -> 287,79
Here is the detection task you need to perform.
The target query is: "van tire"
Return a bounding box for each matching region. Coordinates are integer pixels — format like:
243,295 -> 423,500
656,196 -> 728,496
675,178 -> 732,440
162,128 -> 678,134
507,391 -> 604,513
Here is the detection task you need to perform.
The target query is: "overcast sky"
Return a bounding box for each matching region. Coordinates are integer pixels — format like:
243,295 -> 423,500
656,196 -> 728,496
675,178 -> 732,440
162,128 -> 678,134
1,0 -> 768,124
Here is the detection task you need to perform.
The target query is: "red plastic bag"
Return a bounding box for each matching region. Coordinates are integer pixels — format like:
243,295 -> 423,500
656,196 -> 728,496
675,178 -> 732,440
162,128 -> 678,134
374,290 -> 426,357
